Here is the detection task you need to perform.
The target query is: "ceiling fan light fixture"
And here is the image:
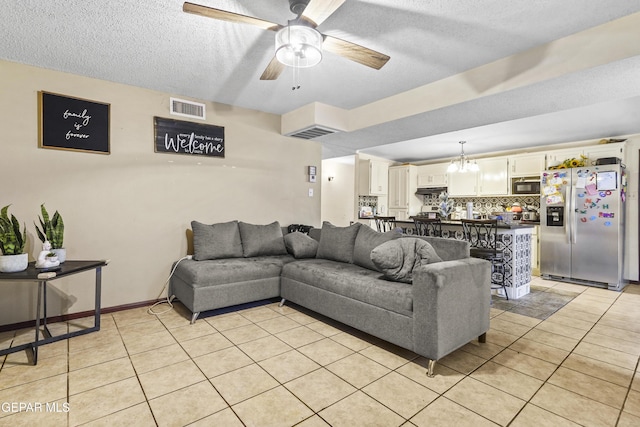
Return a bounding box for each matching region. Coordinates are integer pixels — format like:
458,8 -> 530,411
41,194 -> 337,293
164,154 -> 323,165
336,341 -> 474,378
275,24 -> 323,68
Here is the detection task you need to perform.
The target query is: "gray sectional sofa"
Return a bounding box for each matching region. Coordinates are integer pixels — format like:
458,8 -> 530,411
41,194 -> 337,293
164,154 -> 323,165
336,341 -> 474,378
169,220 -> 491,376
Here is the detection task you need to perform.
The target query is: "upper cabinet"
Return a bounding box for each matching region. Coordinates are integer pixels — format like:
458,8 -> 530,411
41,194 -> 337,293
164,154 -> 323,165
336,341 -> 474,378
583,142 -> 625,165
447,169 -> 478,196
545,142 -> 625,169
509,153 -> 546,177
478,158 -> 509,195
388,165 -> 422,216
358,159 -> 388,196
417,163 -> 449,187
448,157 -> 508,196
545,148 -> 586,169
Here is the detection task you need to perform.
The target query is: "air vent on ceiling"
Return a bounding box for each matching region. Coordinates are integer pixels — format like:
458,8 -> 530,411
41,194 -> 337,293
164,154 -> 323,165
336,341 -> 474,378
285,125 -> 340,140
170,97 -> 206,120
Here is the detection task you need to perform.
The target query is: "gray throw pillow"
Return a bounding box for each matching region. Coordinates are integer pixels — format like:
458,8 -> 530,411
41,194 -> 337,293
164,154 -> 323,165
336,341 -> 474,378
370,238 -> 443,283
191,220 -> 243,261
316,222 -> 361,263
284,232 -> 319,259
238,221 -> 287,257
353,225 -> 401,271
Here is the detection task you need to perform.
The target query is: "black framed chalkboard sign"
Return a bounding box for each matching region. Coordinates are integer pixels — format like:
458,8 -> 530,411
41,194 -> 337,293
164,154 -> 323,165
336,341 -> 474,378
38,91 -> 110,154
154,116 -> 225,158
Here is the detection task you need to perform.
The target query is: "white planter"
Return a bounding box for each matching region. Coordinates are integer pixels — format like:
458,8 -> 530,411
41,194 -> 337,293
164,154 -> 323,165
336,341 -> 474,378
0,253 -> 28,273
52,248 -> 66,263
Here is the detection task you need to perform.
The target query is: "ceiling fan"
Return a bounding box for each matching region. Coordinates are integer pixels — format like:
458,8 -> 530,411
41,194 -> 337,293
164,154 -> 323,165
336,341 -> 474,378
183,0 -> 390,80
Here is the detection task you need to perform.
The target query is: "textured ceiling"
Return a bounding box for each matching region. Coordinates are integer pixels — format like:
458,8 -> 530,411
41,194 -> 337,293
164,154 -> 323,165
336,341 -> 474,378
2,0 -> 640,161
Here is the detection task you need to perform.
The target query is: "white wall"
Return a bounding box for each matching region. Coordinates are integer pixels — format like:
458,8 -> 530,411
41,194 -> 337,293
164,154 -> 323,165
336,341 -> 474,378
321,156 -> 355,226
623,137 -> 639,281
0,60 -> 322,326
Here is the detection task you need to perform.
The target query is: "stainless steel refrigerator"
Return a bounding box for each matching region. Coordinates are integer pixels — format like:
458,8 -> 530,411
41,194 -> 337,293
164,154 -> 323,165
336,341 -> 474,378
540,164 -> 627,290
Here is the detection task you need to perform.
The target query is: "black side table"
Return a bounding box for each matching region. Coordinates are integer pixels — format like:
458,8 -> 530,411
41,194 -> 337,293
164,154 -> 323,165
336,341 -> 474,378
0,260 -> 108,364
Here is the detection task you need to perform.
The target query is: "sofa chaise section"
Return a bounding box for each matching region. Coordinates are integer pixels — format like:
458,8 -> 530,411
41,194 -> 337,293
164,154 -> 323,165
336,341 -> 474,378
170,255 -> 293,323
169,220 -> 293,323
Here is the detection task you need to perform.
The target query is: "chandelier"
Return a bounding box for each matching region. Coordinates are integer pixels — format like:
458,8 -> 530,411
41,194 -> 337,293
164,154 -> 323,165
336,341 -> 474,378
447,141 -> 479,173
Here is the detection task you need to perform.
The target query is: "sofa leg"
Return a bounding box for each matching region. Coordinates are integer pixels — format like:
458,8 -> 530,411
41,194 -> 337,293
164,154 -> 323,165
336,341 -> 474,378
278,298 -> 286,307
190,312 -> 200,324
478,332 -> 487,343
426,359 -> 436,378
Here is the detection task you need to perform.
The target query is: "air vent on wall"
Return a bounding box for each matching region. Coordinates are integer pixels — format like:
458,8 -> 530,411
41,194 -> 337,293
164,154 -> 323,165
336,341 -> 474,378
285,125 -> 340,140
170,97 -> 206,120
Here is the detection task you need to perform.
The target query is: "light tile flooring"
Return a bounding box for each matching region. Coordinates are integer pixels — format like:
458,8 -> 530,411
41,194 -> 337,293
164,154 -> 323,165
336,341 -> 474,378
1,278 -> 640,426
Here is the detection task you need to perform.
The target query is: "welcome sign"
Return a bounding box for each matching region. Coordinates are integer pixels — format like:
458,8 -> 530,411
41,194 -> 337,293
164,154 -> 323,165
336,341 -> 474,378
154,117 -> 225,158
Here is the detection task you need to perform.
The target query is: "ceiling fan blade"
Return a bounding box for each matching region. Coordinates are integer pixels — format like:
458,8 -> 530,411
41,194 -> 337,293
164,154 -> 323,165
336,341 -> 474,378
183,2 -> 282,31
260,57 -> 285,80
301,0 -> 346,26
323,35 -> 390,70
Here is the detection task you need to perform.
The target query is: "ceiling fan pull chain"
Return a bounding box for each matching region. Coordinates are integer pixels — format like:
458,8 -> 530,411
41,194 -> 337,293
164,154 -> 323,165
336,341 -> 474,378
292,57 -> 301,90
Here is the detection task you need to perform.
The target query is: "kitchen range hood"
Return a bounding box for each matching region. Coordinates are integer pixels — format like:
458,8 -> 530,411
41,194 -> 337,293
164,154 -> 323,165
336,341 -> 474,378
415,187 -> 447,195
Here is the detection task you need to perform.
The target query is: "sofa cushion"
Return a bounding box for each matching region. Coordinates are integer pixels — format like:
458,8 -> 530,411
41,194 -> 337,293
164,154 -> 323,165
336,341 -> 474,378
370,238 -> 443,283
284,232 -> 318,259
353,226 -> 401,272
174,255 -> 294,288
238,221 -> 287,257
316,222 -> 361,263
191,220 -> 243,261
282,259 -> 413,317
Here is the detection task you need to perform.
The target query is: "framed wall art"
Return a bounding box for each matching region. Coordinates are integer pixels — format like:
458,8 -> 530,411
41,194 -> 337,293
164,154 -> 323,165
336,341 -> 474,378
38,91 -> 110,154
154,117 -> 225,158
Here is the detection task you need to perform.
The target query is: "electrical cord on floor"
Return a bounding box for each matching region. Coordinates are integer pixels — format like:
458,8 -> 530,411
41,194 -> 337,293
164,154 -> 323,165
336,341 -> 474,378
148,255 -> 192,316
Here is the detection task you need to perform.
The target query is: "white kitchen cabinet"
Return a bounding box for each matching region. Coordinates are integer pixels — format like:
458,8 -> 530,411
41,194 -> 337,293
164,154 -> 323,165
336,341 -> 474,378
583,142 -> 624,166
388,165 -> 422,216
447,170 -> 478,196
545,148 -> 584,169
531,225 -> 540,276
417,163 -> 449,187
545,142 -> 625,169
509,153 -> 546,177
448,158 -> 508,196
358,159 -> 388,195
478,157 -> 509,195
388,208 -> 410,221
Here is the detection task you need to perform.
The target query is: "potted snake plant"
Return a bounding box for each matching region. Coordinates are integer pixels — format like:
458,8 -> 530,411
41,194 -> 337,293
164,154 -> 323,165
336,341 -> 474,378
0,205 -> 28,273
34,204 -> 66,263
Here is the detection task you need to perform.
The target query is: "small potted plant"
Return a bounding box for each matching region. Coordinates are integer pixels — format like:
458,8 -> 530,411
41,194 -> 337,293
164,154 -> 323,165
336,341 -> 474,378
0,205 -> 28,273
45,252 -> 58,263
34,204 -> 66,263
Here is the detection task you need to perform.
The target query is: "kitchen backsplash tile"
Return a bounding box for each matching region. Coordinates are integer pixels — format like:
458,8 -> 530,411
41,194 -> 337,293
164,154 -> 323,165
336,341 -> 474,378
421,194 -> 540,216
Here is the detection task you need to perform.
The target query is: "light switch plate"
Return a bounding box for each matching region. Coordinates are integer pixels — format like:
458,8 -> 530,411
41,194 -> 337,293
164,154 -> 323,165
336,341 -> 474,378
308,188 -> 314,197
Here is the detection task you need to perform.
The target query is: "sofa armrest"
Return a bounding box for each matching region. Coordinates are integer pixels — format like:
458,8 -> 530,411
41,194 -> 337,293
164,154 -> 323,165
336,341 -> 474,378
411,257 -> 491,360
410,236 -> 470,261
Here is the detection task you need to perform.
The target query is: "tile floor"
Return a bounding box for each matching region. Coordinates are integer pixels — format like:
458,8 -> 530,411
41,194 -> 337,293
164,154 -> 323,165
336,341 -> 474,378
1,277 -> 640,426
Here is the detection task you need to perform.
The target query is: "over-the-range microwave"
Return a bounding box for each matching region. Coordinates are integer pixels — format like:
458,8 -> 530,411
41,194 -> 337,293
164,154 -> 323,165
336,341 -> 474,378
512,180 -> 541,194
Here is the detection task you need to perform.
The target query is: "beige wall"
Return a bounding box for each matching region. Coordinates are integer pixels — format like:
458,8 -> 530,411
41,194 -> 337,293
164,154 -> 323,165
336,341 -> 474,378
0,60 -> 321,326
320,157 -> 355,226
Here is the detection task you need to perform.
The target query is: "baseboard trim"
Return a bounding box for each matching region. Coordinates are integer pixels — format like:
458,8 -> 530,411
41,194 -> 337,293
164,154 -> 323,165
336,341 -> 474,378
0,299 -> 160,333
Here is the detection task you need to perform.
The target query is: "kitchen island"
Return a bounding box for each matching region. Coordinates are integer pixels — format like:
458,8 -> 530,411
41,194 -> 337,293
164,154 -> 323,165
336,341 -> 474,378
396,220 -> 534,299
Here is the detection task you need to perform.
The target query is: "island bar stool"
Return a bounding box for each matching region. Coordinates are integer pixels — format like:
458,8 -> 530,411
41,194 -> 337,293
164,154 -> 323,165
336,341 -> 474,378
460,219 -> 509,300
413,217 -> 442,237
374,216 -> 396,232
